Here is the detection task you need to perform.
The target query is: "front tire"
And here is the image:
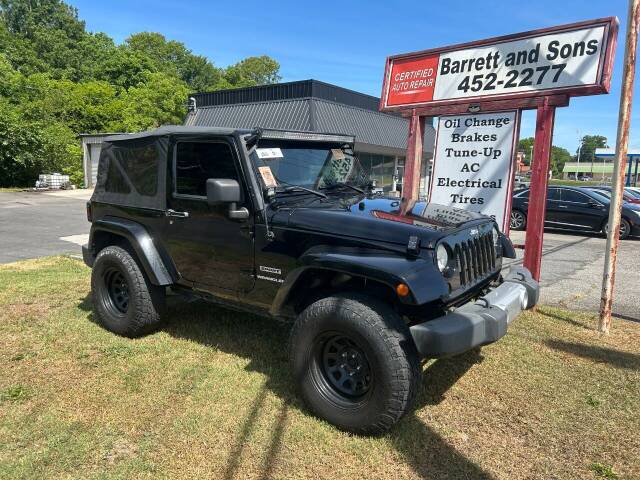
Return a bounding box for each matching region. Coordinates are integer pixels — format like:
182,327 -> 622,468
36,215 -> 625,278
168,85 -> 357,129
510,209 -> 527,230
289,293 -> 421,435
91,246 -> 165,337
603,218 -> 631,240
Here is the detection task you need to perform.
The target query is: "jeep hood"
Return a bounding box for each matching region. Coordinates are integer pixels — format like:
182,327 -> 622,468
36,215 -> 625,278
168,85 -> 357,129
270,195 -> 492,248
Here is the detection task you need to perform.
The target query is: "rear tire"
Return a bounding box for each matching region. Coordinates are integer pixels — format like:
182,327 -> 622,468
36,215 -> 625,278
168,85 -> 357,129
603,218 -> 631,240
289,293 -> 422,435
510,210 -> 527,230
91,246 -> 165,337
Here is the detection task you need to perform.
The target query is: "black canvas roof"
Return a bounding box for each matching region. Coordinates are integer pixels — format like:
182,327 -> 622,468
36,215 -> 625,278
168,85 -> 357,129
104,125 -> 249,143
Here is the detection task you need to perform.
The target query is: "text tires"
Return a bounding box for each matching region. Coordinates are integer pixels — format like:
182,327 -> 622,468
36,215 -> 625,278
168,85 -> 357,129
510,209 -> 527,230
289,293 -> 422,435
91,246 -> 165,337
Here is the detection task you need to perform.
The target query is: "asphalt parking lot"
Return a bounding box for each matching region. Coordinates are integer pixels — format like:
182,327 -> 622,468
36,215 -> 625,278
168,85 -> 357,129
507,229 -> 640,321
0,190 -> 637,321
0,189 -> 91,263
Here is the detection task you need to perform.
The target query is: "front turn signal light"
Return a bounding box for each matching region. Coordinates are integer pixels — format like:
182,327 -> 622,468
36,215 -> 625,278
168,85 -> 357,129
396,283 -> 410,297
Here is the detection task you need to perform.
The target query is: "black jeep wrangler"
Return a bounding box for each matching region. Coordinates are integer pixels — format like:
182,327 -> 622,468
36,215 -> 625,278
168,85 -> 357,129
83,126 -> 538,434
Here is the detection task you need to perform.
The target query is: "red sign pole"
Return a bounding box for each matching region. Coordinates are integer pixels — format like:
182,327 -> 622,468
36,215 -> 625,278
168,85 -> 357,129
401,111 -> 426,203
523,98 -> 556,281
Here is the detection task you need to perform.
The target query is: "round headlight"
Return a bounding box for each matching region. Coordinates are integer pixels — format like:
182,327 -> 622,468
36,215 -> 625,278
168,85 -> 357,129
436,244 -> 449,272
492,226 -> 500,246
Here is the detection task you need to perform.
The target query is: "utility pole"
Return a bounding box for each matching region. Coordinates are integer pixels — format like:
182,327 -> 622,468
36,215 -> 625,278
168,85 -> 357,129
599,0 -> 640,332
529,145 -> 534,168
576,133 -> 582,179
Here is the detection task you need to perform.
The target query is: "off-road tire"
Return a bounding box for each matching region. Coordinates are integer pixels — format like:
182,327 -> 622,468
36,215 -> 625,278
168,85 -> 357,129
603,218 -> 631,240
91,245 -> 165,337
510,209 -> 527,230
289,293 -> 422,435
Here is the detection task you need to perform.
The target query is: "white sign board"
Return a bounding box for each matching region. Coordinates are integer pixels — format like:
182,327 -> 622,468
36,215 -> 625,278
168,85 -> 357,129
381,18 -> 617,110
433,26 -> 606,100
428,111 -> 518,231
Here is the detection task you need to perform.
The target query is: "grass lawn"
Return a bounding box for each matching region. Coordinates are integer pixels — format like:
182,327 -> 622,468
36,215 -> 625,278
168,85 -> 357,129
1,257 -> 639,479
548,179 -> 606,186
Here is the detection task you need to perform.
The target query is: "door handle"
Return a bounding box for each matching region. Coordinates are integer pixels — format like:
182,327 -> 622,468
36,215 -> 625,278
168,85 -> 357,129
166,209 -> 189,218
558,205 -> 568,209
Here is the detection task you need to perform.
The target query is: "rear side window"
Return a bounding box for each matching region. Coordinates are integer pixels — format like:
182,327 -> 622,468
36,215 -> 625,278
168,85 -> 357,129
561,189 -> 590,204
105,144 -> 158,196
175,142 -> 238,197
104,158 -> 131,194
547,188 -> 560,201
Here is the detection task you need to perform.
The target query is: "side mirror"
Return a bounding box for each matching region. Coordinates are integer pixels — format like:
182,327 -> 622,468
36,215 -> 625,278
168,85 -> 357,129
206,178 -> 249,220
588,200 -> 601,208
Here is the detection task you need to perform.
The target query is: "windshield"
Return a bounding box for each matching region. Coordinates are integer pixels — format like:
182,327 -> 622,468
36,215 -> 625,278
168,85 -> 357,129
249,140 -> 368,192
588,190 -> 612,203
626,188 -> 640,199
590,189 -> 634,202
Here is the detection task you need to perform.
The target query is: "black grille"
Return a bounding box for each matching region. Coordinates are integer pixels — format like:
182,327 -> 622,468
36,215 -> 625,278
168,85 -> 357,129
452,233 -> 497,286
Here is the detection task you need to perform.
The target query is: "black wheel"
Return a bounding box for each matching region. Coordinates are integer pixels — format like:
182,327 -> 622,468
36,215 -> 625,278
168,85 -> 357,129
91,246 -> 165,337
289,293 -> 421,435
510,210 -> 527,230
603,218 -> 631,240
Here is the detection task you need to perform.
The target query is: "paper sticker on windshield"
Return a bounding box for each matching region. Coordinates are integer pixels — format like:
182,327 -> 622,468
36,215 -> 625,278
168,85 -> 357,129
324,157 -> 354,184
331,148 -> 346,160
256,148 -> 283,159
258,166 -> 278,187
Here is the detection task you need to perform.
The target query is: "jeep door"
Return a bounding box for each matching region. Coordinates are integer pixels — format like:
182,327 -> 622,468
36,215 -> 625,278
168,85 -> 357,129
163,137 -> 254,293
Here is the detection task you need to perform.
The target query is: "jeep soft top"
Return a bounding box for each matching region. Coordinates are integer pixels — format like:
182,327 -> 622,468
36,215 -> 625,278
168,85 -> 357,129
83,125 -> 538,434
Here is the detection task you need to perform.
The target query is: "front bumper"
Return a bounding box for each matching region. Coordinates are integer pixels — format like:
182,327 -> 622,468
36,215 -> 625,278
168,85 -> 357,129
409,266 -> 539,358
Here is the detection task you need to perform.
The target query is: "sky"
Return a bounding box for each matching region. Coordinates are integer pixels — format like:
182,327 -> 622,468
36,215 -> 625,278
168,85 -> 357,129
68,0 -> 640,155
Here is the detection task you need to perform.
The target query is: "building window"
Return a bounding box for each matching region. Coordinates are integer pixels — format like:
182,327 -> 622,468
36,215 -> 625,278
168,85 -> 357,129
358,152 -> 397,192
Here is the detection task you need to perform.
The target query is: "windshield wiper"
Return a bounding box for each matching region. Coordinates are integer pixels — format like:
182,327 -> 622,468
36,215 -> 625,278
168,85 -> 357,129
273,176 -> 327,199
322,182 -> 365,194
281,185 -> 327,198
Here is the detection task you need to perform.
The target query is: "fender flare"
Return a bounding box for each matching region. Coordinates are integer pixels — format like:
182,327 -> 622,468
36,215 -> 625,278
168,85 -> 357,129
270,245 -> 448,315
88,217 -> 176,286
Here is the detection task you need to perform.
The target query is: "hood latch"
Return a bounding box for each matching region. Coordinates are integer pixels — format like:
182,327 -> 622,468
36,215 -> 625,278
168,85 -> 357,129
407,235 -> 421,257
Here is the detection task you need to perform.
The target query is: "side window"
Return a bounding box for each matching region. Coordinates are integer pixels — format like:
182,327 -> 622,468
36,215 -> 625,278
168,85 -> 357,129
175,141 -> 239,197
120,145 -> 158,196
104,158 -> 131,194
547,188 -> 560,201
561,189 -> 590,204
104,144 -> 158,196
516,189 -> 529,199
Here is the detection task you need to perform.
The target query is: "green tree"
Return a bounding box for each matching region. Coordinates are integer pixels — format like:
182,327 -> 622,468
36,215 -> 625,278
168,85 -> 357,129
0,98 -> 79,186
115,72 -> 189,131
0,0 -> 92,80
125,32 -> 222,91
95,46 -> 155,89
0,0 -> 281,187
577,135 -> 608,163
550,146 -> 572,177
222,55 -> 281,88
517,137 -> 534,165
517,137 -> 571,177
